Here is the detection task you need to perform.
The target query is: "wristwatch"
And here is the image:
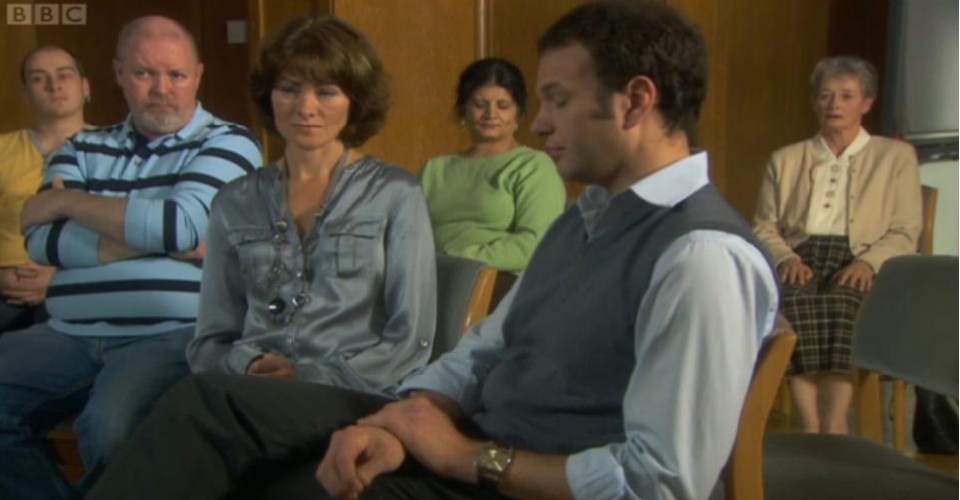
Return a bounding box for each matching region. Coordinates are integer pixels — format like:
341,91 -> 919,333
475,441 -> 515,486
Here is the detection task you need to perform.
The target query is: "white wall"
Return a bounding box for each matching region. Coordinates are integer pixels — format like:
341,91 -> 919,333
920,161 -> 958,256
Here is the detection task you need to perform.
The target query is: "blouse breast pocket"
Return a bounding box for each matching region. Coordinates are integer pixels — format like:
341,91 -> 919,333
321,217 -> 385,277
227,228 -> 276,281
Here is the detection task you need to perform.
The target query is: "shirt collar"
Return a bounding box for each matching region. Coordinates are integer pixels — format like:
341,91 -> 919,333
119,102 -> 211,146
576,151 -> 710,230
813,127 -> 871,163
629,150 -> 710,207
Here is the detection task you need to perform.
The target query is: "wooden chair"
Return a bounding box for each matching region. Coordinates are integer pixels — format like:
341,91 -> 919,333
431,254 -> 497,360
49,422 -> 83,484
763,255 -> 958,500
725,321 -> 797,500
917,185 -> 938,256
489,270 -> 517,312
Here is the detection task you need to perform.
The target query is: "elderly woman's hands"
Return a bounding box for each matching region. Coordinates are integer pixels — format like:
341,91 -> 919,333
778,258 -> 814,285
778,258 -> 875,292
834,260 -> 874,292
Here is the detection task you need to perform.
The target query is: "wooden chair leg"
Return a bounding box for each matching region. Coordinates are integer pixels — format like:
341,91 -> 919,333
854,368 -> 884,443
48,423 -> 84,485
778,380 -> 792,420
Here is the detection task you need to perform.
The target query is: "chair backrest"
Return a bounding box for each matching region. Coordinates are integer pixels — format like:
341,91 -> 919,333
918,185 -> 938,255
725,322 -> 797,500
851,255 -> 959,442
852,255 -> 959,397
432,255 -> 497,360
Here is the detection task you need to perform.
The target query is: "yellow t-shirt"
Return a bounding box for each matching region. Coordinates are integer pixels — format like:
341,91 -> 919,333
0,129 -> 44,266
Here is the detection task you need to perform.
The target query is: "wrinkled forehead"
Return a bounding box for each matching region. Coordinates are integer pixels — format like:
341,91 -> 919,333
817,74 -> 864,93
120,31 -> 199,65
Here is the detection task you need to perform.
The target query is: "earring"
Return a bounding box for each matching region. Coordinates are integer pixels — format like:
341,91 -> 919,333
84,95 -> 91,104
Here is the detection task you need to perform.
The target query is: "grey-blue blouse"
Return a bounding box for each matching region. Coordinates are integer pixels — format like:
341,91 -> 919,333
187,157 -> 437,393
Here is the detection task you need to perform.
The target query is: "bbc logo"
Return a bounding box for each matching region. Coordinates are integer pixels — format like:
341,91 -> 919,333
7,4 -> 87,25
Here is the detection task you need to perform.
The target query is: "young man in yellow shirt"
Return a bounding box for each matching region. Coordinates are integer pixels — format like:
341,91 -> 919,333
0,45 -> 90,333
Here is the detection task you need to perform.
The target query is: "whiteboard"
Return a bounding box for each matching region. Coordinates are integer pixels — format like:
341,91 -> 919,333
895,0 -> 959,138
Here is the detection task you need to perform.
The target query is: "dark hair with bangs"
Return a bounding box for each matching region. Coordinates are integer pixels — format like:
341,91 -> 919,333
537,0 -> 707,138
454,58 -> 528,118
249,16 -> 390,147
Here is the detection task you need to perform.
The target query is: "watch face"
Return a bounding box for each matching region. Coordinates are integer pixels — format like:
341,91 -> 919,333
477,443 -> 514,483
483,447 -> 508,472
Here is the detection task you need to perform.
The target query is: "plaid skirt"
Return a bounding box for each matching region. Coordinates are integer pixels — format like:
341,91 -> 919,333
781,235 -> 866,375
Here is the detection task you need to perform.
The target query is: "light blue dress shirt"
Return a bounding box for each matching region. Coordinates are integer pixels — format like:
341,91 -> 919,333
399,152 -> 779,499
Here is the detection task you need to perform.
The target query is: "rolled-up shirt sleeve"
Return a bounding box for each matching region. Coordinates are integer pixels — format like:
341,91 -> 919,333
396,275 -> 520,412
566,230 -> 778,500
123,132 -> 260,253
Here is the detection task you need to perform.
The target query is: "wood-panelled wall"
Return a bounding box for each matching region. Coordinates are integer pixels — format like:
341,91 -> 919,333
671,0 -> 890,216
0,0 -> 888,217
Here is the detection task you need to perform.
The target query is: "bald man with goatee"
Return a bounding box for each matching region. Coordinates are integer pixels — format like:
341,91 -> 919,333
0,16 -> 262,499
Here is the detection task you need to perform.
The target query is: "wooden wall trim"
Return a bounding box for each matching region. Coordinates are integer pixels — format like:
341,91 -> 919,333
248,0 -> 268,158
476,0 -> 489,59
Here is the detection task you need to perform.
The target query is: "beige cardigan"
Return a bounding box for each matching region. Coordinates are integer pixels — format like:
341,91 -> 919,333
753,134 -> 922,271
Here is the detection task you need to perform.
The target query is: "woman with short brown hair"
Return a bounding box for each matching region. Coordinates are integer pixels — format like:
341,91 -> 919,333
187,15 -> 436,393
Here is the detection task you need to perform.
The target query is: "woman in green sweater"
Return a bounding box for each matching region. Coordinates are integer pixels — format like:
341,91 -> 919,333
420,58 -> 566,273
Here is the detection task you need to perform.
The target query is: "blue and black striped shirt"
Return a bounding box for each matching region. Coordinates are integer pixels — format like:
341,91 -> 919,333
25,104 -> 263,336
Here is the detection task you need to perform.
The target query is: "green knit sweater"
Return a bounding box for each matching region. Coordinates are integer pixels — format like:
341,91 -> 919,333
420,146 -> 566,272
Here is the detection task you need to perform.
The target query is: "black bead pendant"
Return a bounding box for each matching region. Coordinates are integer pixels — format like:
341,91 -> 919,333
268,297 -> 286,315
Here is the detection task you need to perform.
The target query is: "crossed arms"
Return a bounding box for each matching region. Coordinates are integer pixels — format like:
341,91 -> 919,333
21,131 -> 260,267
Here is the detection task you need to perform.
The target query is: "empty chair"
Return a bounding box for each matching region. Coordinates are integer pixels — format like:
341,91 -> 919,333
764,255 -> 959,500
432,254 -> 497,360
883,184 -> 940,451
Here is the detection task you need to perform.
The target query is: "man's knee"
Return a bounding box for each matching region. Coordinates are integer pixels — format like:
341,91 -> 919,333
167,373 -> 243,402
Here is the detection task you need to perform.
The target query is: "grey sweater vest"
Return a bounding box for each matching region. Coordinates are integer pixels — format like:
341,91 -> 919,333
471,184 -> 773,453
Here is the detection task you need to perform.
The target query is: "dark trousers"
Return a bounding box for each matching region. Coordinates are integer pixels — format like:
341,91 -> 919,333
913,386 -> 958,455
87,375 -> 510,500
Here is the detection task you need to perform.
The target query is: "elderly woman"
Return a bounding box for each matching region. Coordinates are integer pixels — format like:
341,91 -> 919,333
420,58 -> 565,273
186,15 -> 436,393
753,56 -> 921,434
